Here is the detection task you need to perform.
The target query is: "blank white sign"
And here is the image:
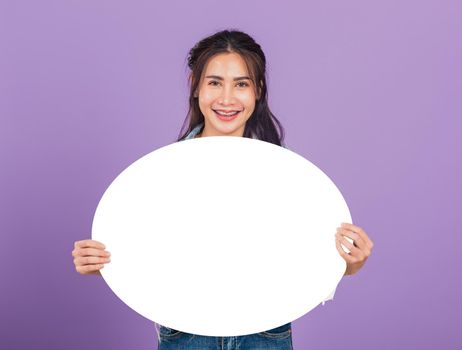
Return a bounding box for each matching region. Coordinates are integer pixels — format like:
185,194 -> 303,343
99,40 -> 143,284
92,136 -> 350,336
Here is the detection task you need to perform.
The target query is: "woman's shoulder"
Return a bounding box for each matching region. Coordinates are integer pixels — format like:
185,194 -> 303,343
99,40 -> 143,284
183,123 -> 204,140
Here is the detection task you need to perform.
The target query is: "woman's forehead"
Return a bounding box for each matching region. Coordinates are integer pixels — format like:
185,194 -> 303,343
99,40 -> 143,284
204,52 -> 250,77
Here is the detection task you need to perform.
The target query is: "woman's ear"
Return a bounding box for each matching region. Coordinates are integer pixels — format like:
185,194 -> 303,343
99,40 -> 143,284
189,74 -> 199,98
256,80 -> 263,100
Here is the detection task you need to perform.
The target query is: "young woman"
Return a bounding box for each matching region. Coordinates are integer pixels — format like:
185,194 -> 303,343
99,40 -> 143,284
72,30 -> 374,350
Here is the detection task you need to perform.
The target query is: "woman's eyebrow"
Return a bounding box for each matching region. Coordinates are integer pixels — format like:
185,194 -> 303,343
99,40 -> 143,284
205,75 -> 251,81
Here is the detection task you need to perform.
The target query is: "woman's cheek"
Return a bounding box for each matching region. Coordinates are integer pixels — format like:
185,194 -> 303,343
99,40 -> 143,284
239,91 -> 256,107
200,89 -> 218,106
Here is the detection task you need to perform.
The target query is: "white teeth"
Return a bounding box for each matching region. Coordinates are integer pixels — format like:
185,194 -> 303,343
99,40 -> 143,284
214,110 -> 240,116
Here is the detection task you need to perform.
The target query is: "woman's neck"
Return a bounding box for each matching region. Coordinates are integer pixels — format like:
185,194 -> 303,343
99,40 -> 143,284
199,124 -> 245,138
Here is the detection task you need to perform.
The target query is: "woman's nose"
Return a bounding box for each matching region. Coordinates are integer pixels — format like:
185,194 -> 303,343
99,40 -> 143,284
219,85 -> 234,105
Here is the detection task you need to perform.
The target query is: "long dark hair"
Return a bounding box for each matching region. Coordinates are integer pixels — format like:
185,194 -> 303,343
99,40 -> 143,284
177,30 -> 285,146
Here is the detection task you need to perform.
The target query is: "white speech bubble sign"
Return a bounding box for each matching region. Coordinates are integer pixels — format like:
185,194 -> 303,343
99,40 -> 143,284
92,136 -> 351,336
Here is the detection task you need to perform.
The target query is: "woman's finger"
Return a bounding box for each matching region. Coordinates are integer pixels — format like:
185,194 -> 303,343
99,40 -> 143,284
335,238 -> 357,264
74,239 -> 106,250
74,256 -> 111,266
336,227 -> 367,249
72,247 -> 111,258
336,234 -> 365,260
341,223 -> 373,249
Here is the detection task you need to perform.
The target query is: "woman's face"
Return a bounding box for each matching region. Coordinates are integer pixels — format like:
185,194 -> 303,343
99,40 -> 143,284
197,52 -> 257,137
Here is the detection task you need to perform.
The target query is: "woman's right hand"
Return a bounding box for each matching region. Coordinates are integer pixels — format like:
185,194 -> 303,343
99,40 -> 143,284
72,239 -> 111,275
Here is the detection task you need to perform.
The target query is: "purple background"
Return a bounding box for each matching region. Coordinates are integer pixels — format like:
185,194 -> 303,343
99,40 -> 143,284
1,0 -> 461,349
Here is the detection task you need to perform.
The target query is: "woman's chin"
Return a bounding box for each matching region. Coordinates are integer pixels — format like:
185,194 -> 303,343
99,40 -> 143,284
206,120 -> 245,137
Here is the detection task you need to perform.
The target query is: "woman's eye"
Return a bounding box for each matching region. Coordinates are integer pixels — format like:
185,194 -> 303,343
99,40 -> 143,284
207,81 -> 249,87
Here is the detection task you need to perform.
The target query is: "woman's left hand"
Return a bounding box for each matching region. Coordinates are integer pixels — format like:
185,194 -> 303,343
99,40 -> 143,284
335,223 -> 374,275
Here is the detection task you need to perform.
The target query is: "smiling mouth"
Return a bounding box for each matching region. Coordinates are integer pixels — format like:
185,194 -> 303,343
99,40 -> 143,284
213,109 -> 242,121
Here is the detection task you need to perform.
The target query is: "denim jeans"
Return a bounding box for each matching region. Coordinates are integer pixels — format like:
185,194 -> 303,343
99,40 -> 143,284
157,323 -> 293,350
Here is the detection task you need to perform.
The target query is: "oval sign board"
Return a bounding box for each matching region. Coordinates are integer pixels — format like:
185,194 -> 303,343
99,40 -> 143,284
92,136 -> 351,336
